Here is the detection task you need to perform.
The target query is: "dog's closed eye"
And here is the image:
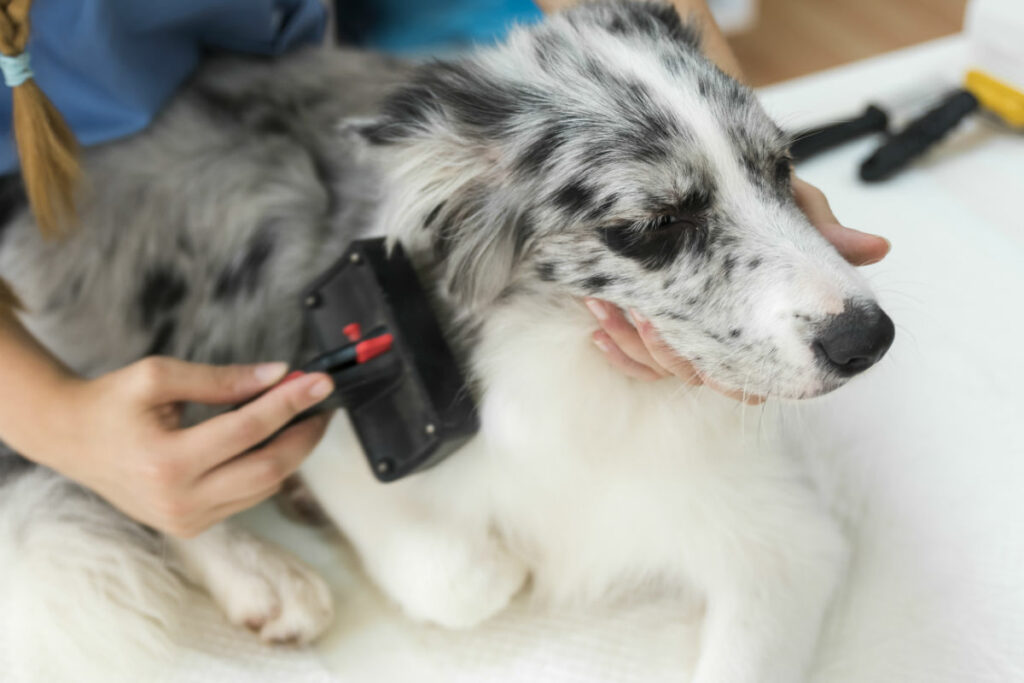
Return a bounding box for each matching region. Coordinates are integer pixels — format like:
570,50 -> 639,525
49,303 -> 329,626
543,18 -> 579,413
598,213 -> 707,270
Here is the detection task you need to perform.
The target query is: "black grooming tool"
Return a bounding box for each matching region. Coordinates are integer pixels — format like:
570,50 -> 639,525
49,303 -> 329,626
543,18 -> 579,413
859,89 -> 980,182
790,104 -> 890,162
300,238 -> 478,482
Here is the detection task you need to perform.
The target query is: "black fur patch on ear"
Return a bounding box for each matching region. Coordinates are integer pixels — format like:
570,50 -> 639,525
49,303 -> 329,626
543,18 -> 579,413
364,61 -> 542,145
139,267 -> 187,328
600,2 -> 702,49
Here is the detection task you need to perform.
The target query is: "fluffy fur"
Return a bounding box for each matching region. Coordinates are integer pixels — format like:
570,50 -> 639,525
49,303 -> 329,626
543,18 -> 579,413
0,3 -> 894,682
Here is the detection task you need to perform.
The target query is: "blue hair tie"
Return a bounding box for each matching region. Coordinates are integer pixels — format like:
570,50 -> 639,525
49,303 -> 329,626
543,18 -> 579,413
0,52 -> 33,88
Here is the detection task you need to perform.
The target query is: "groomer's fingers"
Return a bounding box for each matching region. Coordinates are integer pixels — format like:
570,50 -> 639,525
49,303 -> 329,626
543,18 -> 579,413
814,222 -> 891,266
592,330 -> 664,381
129,357 -> 290,405
198,413 -> 332,505
203,484 -> 286,530
792,176 -> 890,266
586,299 -> 669,377
181,372 -> 333,472
631,310 -> 765,405
629,310 -> 703,385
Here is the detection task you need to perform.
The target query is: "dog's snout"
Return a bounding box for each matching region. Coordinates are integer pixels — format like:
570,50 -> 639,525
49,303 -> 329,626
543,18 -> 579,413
813,303 -> 895,377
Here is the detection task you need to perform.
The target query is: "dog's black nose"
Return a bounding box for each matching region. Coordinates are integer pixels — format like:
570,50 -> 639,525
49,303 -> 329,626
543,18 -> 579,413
813,303 -> 895,376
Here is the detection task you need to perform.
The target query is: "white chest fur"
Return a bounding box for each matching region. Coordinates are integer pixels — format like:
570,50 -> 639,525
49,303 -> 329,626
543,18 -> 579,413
302,295 -> 846,681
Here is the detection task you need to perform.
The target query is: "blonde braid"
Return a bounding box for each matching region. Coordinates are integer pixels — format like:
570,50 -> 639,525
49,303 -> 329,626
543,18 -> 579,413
0,0 -> 81,238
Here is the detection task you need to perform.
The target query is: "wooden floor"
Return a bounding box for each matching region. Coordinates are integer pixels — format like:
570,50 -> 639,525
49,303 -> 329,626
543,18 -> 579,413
726,0 -> 969,86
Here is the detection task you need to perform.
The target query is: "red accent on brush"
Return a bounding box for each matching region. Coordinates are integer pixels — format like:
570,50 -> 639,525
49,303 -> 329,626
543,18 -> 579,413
281,370 -> 306,384
355,333 -> 394,364
342,322 -> 362,342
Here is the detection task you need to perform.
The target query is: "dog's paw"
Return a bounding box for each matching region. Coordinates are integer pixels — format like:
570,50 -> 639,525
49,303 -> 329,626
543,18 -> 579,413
380,533 -> 528,630
176,528 -> 334,644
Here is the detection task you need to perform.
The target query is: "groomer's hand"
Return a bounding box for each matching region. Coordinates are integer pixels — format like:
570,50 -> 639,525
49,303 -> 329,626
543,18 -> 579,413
38,358 -> 332,537
587,177 -> 891,402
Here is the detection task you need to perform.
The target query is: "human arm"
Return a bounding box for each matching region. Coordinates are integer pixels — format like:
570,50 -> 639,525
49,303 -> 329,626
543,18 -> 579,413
0,311 -> 332,536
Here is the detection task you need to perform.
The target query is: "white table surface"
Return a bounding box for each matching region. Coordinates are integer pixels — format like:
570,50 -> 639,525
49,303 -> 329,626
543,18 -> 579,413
9,35 -> 1021,683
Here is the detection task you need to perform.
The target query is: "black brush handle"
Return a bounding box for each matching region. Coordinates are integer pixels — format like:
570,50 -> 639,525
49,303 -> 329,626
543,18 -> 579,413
859,89 -> 979,182
790,104 -> 889,162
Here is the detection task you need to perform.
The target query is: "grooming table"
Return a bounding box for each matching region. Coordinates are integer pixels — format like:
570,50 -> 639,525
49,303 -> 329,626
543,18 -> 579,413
5,34 -> 1023,682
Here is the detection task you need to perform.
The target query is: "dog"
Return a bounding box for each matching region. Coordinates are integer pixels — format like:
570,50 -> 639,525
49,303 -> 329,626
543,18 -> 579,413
0,2 -> 893,681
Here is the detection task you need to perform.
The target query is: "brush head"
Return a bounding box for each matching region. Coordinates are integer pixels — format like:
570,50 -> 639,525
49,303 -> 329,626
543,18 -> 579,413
301,238 -> 478,482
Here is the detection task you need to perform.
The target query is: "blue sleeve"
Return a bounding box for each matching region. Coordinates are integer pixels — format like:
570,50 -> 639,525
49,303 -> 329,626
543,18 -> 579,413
337,0 -> 542,55
0,0 -> 327,174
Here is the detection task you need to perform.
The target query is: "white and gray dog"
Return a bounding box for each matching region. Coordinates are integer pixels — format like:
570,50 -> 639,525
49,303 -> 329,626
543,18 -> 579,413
0,2 -> 894,681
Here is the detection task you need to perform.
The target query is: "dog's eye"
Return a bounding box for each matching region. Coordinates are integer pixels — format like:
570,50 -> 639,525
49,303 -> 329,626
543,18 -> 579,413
599,215 -> 705,270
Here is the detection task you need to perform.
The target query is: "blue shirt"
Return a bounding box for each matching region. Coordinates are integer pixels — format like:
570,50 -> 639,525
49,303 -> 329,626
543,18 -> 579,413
0,0 -> 542,174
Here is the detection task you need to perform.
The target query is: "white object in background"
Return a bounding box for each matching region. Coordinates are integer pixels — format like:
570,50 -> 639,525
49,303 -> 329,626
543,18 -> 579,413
965,0 -> 1024,91
708,0 -> 758,34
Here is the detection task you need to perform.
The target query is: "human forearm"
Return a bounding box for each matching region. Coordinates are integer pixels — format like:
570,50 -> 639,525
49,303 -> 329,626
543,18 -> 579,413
0,313 -> 77,463
534,0 -> 743,79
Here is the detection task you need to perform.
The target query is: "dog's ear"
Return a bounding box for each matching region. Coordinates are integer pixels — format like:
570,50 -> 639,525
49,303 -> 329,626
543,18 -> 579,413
568,1 -> 702,50
420,186 -> 534,312
339,63 -> 536,311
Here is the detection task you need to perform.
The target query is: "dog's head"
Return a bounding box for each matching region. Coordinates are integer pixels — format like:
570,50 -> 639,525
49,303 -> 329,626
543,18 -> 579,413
350,0 -> 893,398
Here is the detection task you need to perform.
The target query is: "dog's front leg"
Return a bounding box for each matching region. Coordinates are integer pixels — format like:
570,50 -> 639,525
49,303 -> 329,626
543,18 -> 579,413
168,521 -> 334,643
689,486 -> 848,683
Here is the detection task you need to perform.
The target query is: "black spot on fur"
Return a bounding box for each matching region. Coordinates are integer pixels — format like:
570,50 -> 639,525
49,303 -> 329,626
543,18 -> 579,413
748,257 -> 761,270
553,181 -> 596,216
582,274 -> 614,291
139,267 -> 187,327
517,124 -> 564,175
697,77 -> 710,98
730,328 -> 742,338
722,254 -> 737,279
214,228 -> 276,300
536,262 -> 557,281
145,319 -> 177,356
